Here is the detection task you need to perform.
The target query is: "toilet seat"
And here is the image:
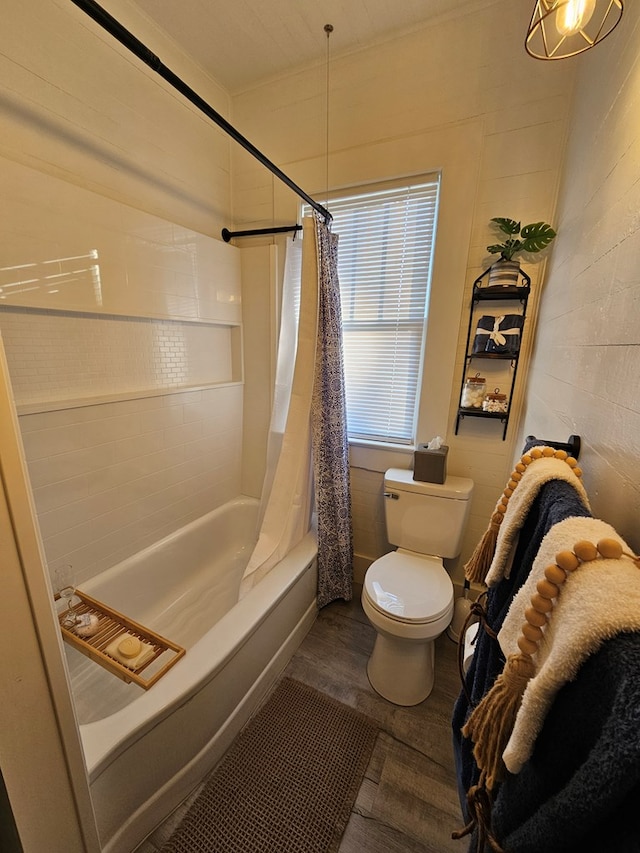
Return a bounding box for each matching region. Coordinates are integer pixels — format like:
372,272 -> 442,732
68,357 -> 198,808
363,551 -> 453,625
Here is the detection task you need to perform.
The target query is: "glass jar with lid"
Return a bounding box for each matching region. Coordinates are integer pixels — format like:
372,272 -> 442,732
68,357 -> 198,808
482,387 -> 508,413
461,372 -> 486,409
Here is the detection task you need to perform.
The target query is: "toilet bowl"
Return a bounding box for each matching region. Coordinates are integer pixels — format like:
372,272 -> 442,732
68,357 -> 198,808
361,468 -> 474,706
362,550 -> 454,705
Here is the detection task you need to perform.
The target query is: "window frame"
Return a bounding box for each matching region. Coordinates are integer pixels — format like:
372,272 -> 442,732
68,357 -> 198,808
304,173 -> 441,448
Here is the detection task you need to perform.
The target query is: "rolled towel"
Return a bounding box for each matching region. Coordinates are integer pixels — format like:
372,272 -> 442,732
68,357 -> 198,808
473,314 -> 523,355
106,632 -> 155,670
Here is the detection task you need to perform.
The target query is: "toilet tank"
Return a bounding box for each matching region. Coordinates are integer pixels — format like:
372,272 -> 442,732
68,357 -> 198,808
383,468 -> 474,558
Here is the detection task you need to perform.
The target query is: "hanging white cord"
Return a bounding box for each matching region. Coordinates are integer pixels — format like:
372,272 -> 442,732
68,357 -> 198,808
271,174 -> 276,243
324,24 -> 333,212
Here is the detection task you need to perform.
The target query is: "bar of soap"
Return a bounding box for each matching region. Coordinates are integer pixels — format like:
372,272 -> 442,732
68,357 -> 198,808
106,632 -> 155,669
118,636 -> 141,658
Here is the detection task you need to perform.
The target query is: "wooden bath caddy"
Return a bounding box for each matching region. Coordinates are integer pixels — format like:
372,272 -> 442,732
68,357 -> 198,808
57,590 -> 185,690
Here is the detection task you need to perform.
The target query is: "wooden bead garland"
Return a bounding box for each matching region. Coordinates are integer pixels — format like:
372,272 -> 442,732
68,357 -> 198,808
597,538 -> 623,559
518,537 -> 640,666
464,446 -> 584,585
536,578 -> 560,599
530,592 -> 554,613
555,550 -> 580,572
573,540 -> 599,562
499,449 -> 582,519
524,606 -> 548,627
521,622 -> 544,642
463,536 -> 640,795
544,563 -> 566,585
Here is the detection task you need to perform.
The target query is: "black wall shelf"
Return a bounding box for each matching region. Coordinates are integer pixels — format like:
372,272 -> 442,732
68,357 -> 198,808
455,267 -> 531,440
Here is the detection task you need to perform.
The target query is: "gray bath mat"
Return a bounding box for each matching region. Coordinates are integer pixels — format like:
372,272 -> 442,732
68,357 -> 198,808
161,676 -> 378,853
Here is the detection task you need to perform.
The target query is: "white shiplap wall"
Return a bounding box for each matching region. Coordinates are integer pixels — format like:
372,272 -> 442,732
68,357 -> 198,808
2,0 -> 231,236
520,5 -> 640,554
230,0 -> 576,581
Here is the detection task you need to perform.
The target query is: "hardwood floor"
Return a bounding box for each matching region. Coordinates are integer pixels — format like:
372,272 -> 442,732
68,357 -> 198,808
138,587 -> 466,853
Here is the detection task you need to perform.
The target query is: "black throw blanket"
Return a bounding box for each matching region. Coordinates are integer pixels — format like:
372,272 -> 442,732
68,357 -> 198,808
490,630 -> 640,852
451,477 -> 591,848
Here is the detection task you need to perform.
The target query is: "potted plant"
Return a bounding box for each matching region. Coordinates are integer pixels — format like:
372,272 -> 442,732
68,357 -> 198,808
486,217 -> 556,286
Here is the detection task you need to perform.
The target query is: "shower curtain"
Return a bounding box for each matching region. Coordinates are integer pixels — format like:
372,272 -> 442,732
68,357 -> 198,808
241,214 -> 353,606
255,233 -> 303,532
311,216 -> 353,607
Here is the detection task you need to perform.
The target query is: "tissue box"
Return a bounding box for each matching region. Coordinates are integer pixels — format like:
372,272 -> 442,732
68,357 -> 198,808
413,444 -> 448,484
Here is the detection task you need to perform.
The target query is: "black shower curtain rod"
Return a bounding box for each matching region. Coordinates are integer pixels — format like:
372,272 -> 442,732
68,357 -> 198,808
69,0 -> 332,225
221,224 -> 302,242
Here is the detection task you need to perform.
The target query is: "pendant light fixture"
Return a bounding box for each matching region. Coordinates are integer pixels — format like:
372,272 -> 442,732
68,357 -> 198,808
525,0 -> 623,59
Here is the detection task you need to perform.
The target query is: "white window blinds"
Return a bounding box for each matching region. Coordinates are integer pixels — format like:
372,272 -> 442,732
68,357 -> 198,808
321,178 -> 440,444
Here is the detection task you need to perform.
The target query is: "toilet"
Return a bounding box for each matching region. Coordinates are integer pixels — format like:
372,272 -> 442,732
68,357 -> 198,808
361,468 -> 474,706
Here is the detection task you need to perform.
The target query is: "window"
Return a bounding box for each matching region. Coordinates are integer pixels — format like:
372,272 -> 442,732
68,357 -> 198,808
309,177 -> 440,445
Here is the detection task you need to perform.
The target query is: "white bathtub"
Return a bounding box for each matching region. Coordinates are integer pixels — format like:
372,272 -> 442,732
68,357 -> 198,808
65,496 -> 318,853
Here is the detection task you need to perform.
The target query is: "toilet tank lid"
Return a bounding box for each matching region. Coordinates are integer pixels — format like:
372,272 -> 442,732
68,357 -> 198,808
385,468 -> 474,499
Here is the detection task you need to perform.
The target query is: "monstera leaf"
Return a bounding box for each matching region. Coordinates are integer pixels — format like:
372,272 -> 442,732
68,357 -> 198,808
491,218 -> 521,236
520,222 -> 556,253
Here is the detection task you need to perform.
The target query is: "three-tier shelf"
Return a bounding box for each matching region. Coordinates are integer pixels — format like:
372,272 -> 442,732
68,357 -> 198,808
455,266 -> 530,440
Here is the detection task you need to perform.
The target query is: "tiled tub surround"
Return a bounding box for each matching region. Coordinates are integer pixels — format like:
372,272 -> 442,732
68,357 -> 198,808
0,306 -> 243,590
0,159 -> 241,323
0,158 -> 245,587
17,384 -> 243,588
71,497 -> 317,853
1,309 -> 240,408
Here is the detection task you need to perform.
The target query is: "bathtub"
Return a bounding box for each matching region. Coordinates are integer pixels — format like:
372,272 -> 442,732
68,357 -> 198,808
64,496 -> 318,853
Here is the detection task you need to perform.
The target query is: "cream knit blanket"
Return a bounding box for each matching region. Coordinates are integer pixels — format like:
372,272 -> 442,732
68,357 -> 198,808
485,452 -> 590,587
498,516 -> 640,774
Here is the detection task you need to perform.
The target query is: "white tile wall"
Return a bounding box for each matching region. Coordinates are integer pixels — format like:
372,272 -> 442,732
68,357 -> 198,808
0,309 -> 235,406
0,137 -> 245,593
0,159 -> 241,325
350,466 -> 391,564
0,151 -> 245,590
21,386 -> 243,588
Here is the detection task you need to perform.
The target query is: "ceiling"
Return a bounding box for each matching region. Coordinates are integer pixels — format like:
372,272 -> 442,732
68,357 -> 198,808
129,0 -> 501,94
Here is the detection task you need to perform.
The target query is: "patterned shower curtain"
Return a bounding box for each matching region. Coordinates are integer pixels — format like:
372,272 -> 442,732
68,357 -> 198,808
240,214 -> 352,607
311,214 -> 353,607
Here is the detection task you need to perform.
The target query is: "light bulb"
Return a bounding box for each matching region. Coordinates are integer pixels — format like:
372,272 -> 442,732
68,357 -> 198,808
555,0 -> 597,36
